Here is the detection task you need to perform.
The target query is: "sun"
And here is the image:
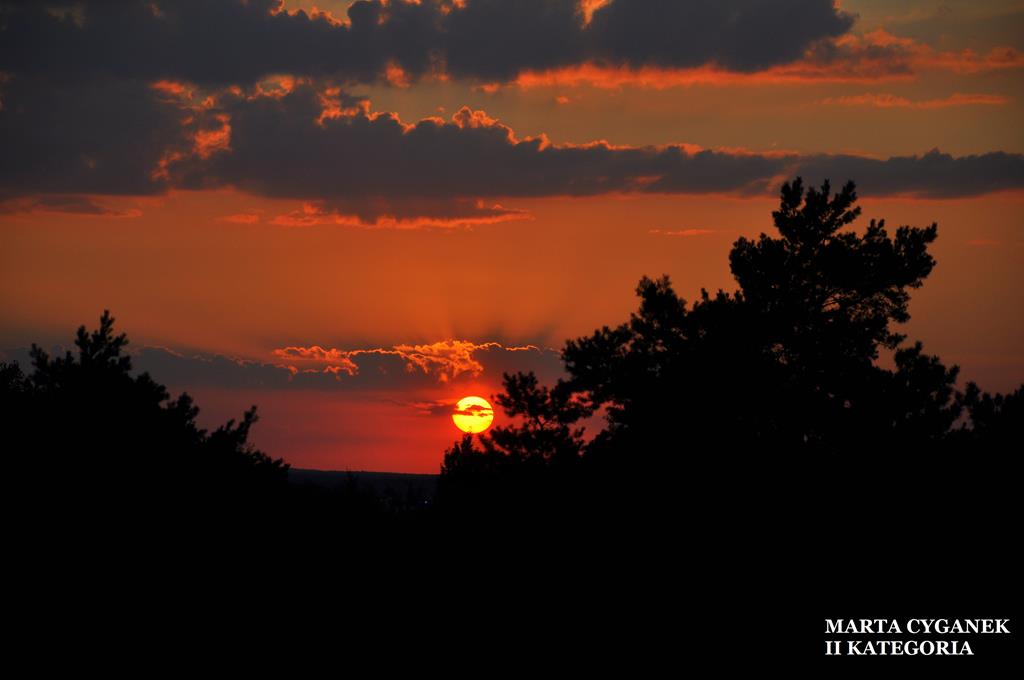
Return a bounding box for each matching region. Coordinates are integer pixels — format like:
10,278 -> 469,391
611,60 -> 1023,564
452,396 -> 494,434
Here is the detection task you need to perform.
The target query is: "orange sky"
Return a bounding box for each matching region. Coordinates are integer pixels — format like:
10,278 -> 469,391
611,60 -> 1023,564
2,1 -> 1022,471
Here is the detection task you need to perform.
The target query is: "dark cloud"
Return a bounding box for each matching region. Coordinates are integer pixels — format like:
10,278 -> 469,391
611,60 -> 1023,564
792,149 -> 1024,199
186,84 -> 792,204
0,193 -> 140,217
0,1 -> 855,86
0,74 -> 188,197
136,347 -> 306,390
0,0 -> 353,86
180,85 -> 1024,207
455,404 -> 493,417
2,1 -> 1019,217
1,75 -> 1022,216
438,0 -> 586,81
586,0 -> 853,72
28,194 -> 120,215
118,341 -> 565,393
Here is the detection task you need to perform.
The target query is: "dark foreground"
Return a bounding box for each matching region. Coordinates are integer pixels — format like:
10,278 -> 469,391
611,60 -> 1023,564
9,447 -> 1016,673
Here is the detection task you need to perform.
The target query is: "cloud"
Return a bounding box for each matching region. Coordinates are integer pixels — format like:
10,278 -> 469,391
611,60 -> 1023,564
266,198 -> 530,228
0,1 -> 858,86
649,229 -> 716,237
791,148 -> 1024,199
454,403 -> 493,417
4,77 -> 1024,218
0,74 -> 191,197
509,29 -> 1024,89
6,1 -> 1017,96
6,339 -> 560,396
187,87 -> 1023,202
801,29 -> 1024,81
135,346 -> 308,390
0,194 -> 142,217
271,340 -> 554,385
3,75 -> 1023,216
163,84 -> 800,212
582,0 -> 852,73
821,92 -> 1009,109
3,2 -> 1022,218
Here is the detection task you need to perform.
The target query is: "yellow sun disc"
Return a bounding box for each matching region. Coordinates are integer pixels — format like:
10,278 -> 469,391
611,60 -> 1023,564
452,396 -> 494,434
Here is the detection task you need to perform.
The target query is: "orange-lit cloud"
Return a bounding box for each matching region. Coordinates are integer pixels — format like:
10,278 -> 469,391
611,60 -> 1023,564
267,199 -> 531,229
384,62 -> 411,88
274,340 -> 547,384
151,80 -> 191,98
272,2 -> 348,27
194,113 -> 232,159
317,87 -> 370,125
580,0 -> 611,26
509,31 -> 1024,90
0,340 -> 555,400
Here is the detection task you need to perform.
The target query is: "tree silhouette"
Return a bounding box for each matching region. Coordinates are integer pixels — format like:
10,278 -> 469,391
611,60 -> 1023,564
486,372 -> 589,464
733,179 -> 937,362
2,311 -> 288,524
953,381 -> 1023,453
439,178 -> 1020,511
436,374 -> 592,518
561,178 -> 971,458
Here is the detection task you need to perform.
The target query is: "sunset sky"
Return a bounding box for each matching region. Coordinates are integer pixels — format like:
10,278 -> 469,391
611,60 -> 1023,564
2,0 -> 1022,472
